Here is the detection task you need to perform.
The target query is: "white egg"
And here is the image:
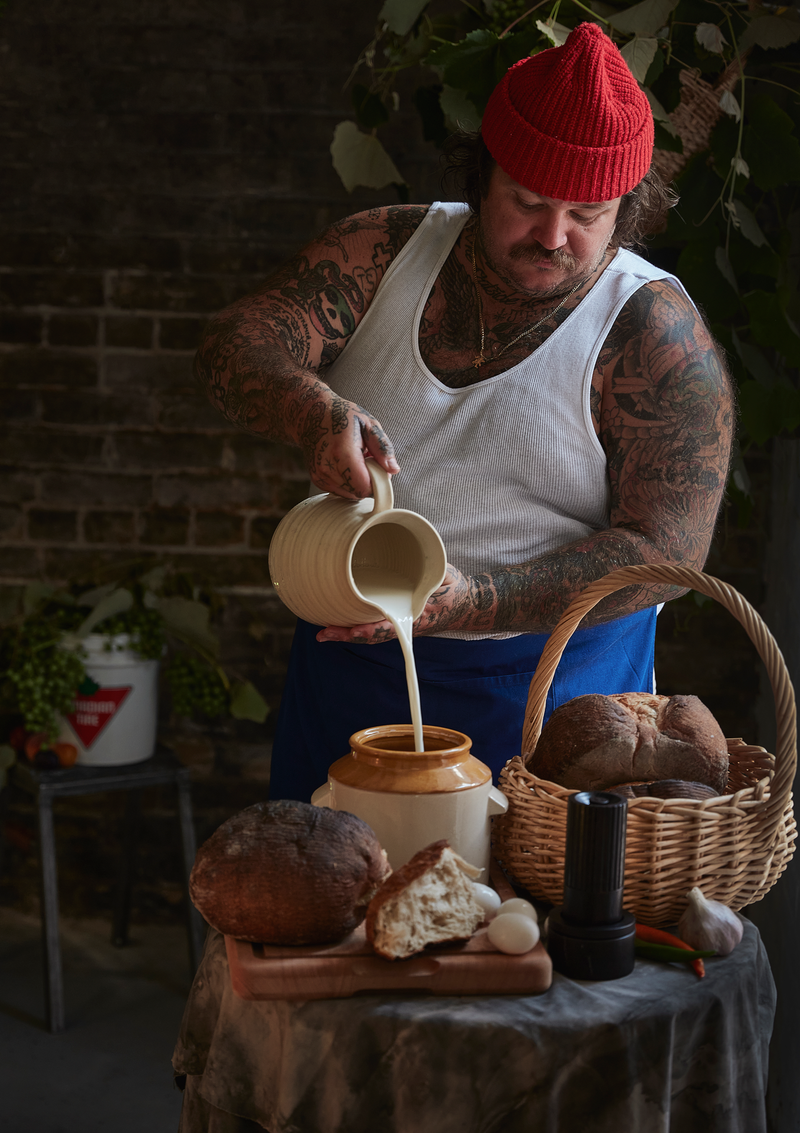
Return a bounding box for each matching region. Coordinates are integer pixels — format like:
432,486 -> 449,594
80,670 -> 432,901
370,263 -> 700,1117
471,882 -> 502,918
488,912 -> 541,955
496,897 -> 537,922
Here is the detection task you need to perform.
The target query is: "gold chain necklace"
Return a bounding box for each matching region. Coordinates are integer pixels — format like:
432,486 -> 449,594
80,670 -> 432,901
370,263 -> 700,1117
469,239 -> 583,369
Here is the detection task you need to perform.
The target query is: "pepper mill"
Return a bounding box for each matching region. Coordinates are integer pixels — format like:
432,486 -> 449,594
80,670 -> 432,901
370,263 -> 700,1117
546,791 -> 636,980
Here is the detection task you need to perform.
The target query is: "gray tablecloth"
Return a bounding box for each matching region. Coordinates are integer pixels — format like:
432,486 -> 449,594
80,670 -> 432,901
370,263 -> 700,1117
173,919 -> 775,1133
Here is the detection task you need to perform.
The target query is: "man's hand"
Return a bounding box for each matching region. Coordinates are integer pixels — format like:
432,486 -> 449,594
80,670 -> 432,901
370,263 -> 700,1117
315,565 -> 471,643
299,389 -> 399,499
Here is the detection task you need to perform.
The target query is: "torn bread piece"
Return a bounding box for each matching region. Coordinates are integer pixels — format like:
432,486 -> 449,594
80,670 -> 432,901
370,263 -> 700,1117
366,839 -> 485,960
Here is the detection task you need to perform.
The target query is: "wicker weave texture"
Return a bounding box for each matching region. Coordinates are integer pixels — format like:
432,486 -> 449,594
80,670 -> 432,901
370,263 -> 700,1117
652,58 -> 745,183
494,565 -> 797,926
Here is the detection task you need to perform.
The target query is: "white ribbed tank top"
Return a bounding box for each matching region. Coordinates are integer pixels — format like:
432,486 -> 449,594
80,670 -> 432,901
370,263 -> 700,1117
324,202 -> 687,637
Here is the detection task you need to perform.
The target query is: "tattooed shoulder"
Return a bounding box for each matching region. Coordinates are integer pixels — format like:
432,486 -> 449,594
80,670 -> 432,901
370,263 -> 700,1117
384,204 -> 430,251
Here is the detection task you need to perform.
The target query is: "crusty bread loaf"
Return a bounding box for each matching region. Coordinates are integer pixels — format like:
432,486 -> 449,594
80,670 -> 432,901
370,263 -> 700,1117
365,840 -> 485,960
530,692 -> 729,793
189,800 -> 391,945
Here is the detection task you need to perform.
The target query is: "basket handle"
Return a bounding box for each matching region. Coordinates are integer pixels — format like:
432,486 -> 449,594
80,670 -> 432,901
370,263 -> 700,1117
521,564 -> 797,805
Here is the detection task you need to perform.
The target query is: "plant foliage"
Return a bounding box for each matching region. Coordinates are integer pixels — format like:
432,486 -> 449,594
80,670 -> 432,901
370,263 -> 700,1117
0,567 -> 269,737
331,0 -> 800,473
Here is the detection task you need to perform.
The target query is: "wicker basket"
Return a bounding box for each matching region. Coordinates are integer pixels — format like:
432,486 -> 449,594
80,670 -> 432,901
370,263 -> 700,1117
494,564 -> 797,926
652,56 -> 746,184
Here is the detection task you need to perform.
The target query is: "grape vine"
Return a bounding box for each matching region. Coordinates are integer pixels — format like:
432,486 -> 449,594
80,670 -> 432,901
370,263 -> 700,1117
165,654 -> 229,719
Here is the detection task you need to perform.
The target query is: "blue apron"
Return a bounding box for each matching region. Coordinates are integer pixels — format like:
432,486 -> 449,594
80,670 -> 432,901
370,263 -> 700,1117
268,607 -> 658,802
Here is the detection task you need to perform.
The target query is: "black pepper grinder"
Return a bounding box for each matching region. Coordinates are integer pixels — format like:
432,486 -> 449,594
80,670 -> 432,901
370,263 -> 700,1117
546,791 -> 636,980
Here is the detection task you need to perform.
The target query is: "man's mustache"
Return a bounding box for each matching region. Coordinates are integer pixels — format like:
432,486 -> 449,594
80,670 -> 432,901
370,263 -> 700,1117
509,242 -> 577,271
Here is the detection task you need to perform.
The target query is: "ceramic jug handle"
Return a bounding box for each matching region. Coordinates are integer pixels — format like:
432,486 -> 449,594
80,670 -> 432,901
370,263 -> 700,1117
488,786 -> 509,816
367,460 -> 394,514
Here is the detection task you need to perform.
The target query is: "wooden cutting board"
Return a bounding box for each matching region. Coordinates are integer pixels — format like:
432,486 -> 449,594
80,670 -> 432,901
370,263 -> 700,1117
224,861 -> 552,1000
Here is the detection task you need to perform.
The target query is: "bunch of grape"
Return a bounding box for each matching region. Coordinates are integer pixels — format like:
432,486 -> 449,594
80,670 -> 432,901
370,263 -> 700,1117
2,619 -> 86,737
487,0 -> 534,34
94,608 -> 166,660
166,654 -> 229,719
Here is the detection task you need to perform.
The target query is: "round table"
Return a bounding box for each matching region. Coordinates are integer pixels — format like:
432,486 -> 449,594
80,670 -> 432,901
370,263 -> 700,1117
173,919 -> 775,1133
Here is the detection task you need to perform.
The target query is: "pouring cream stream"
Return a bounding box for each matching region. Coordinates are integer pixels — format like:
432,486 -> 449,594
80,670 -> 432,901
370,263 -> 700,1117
352,566 -> 425,752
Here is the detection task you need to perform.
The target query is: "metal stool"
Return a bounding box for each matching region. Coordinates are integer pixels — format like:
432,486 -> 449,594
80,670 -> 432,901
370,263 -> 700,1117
8,748 -> 206,1033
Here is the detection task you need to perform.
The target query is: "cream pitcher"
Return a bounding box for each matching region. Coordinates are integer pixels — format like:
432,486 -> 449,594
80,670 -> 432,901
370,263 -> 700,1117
311,725 -> 509,879
268,460 -> 447,629
269,461 -> 448,752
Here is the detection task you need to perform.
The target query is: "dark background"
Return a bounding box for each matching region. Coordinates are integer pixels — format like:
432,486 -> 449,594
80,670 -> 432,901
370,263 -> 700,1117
0,0 -> 773,922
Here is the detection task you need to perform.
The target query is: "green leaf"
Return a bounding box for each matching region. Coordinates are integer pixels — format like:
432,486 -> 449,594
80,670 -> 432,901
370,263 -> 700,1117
439,84 -> 481,132
677,239 -> 738,322
379,0 -> 428,36
608,0 -> 679,37
744,94 -> 800,192
535,18 -> 570,47
76,588 -> 134,639
745,291 -> 800,367
76,582 -> 117,608
735,339 -> 781,388
739,14 -> 800,53
22,582 -> 55,617
653,121 -> 682,152
330,121 -> 405,193
719,91 -> 740,122
229,680 -> 270,723
725,200 -> 768,248
426,29 -> 534,112
738,380 -> 800,445
620,37 -> 658,83
695,23 -> 727,54
714,247 -> 738,293
643,43 -> 665,87
157,595 -> 220,660
78,675 -> 101,695
352,84 -> 390,130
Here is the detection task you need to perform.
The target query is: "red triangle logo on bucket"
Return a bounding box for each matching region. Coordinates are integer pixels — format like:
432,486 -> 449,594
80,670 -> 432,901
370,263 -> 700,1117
66,687 -> 132,748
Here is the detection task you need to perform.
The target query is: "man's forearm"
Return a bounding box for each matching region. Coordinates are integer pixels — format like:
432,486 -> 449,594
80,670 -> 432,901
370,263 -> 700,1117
194,304 -> 398,498
194,305 -> 326,448
420,527 -> 688,638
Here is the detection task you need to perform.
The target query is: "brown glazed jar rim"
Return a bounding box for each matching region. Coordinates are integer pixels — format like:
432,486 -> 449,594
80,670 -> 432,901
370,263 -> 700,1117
328,725 -> 492,793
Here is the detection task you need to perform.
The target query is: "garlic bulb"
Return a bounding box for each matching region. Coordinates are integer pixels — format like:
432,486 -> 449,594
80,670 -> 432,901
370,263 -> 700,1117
678,888 -> 744,955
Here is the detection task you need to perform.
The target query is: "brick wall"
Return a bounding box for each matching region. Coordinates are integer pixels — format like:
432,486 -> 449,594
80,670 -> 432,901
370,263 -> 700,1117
0,0 -> 442,919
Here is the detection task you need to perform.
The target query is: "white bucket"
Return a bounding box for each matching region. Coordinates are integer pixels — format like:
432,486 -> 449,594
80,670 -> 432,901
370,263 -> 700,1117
58,634 -> 159,766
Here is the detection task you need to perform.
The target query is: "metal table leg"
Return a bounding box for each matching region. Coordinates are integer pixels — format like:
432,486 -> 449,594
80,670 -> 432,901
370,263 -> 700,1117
36,791 -> 65,1033
176,776 -> 205,971
112,788 -> 141,947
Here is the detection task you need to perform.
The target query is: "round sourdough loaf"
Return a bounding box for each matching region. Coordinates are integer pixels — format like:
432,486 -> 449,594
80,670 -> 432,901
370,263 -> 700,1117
189,799 -> 392,944
529,692 -> 729,793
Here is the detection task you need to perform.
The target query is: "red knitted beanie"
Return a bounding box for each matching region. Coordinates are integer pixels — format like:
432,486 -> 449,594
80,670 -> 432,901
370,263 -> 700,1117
481,22 -> 654,202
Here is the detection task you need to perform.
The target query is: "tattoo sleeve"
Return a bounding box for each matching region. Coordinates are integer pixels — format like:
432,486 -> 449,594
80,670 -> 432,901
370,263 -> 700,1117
416,280 -> 734,636
194,205 -> 429,453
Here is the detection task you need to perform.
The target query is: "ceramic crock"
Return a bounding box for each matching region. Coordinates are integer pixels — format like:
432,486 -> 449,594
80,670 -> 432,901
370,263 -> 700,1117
310,725 -> 509,879
268,462 -> 447,626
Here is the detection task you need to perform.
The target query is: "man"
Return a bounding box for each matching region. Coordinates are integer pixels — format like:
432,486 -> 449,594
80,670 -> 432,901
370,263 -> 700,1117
195,23 -> 733,800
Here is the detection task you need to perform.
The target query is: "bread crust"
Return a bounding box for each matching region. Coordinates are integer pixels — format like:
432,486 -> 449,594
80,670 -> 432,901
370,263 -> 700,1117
530,692 -> 729,793
189,799 -> 392,945
365,840 -> 484,960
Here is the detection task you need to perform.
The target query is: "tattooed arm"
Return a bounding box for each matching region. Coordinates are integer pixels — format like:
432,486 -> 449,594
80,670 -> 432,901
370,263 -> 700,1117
319,280 -> 734,643
194,205 -> 429,498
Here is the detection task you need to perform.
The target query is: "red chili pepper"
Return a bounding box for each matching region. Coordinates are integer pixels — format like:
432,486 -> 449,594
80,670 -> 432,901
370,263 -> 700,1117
635,922 -> 707,978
